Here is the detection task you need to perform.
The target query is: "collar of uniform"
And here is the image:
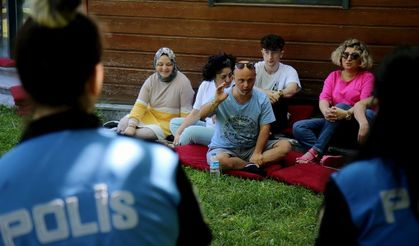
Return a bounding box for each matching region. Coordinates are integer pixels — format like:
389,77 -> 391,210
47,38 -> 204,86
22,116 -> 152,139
20,110 -> 101,143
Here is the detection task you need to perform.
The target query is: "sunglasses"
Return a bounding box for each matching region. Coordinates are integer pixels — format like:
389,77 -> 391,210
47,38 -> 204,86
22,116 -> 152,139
235,61 -> 255,70
341,52 -> 360,60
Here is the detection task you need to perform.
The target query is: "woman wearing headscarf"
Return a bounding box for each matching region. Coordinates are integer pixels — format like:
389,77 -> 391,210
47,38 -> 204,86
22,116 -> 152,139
117,47 -> 195,140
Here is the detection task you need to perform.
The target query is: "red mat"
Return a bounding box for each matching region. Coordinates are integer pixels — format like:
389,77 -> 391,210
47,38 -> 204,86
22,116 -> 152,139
282,105 -> 314,136
176,144 -> 209,171
0,57 -> 15,67
176,144 -> 265,180
268,164 -> 336,193
10,85 -> 32,116
175,144 -> 336,192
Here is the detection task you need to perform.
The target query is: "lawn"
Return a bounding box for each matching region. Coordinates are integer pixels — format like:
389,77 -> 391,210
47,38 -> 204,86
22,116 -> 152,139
0,105 -> 323,245
0,106 -> 24,155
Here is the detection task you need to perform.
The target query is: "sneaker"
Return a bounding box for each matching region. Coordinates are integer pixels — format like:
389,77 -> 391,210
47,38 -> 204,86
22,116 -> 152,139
103,120 -> 119,129
240,163 -> 266,176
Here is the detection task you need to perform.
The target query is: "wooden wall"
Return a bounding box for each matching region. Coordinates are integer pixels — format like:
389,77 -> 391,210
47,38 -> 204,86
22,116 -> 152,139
87,0 -> 419,104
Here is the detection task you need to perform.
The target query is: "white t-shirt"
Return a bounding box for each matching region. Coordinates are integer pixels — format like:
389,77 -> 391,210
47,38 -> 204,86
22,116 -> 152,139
193,80 -> 217,128
254,61 -> 301,91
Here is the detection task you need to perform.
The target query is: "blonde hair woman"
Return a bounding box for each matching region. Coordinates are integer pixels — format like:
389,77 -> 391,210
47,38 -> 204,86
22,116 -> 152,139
293,39 -> 375,164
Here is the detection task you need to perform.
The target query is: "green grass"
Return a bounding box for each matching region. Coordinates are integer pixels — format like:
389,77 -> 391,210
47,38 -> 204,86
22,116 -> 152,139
186,169 -> 322,245
0,105 -> 323,245
0,106 -> 24,155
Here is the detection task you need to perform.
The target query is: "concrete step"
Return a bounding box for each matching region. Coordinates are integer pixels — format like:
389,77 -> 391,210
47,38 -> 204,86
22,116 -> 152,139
0,67 -> 20,107
96,103 -> 131,122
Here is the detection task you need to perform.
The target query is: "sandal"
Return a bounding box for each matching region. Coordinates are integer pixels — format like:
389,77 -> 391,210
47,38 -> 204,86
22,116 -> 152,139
296,148 -> 320,164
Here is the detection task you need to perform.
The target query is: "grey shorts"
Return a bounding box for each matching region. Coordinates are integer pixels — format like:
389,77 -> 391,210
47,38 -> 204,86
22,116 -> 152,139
206,139 -> 284,165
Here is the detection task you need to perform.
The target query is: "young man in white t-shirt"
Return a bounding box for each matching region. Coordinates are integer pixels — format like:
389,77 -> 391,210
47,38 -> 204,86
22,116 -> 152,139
255,34 -> 302,134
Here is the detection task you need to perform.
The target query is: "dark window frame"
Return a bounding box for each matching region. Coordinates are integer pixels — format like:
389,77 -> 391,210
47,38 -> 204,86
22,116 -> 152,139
209,0 -> 349,9
1,0 -> 25,58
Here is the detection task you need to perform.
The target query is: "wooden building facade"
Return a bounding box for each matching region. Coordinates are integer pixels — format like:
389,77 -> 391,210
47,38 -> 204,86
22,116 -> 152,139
86,0 -> 419,105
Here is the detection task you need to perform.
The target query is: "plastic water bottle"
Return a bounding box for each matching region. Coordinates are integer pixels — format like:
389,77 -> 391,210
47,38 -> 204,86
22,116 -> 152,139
210,152 -> 220,179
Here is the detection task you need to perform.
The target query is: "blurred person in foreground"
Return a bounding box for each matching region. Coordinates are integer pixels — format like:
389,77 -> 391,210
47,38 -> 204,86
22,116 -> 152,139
0,0 -> 211,245
316,45 -> 419,245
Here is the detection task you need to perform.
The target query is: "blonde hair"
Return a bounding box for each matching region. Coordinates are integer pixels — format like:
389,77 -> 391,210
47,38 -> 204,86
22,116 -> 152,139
29,0 -> 80,28
331,39 -> 373,69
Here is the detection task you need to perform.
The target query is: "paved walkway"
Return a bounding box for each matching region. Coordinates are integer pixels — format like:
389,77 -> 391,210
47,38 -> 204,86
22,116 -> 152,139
0,68 -> 20,106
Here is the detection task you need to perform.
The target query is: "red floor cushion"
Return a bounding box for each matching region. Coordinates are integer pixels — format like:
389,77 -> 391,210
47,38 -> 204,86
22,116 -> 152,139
282,105 -> 314,136
175,144 -> 337,192
0,57 -> 15,67
10,85 -> 27,102
175,144 -> 265,180
176,144 -> 209,171
10,85 -> 32,116
268,164 -> 336,193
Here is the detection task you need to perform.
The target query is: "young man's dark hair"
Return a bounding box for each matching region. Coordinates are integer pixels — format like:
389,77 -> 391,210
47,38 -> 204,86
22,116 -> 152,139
260,34 -> 285,51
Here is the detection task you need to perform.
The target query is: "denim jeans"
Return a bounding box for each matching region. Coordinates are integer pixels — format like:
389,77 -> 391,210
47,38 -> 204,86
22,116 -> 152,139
169,117 -> 214,146
292,103 -> 375,154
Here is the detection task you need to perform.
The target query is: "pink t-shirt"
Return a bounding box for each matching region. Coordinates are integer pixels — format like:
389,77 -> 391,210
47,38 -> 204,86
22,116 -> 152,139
319,70 -> 374,106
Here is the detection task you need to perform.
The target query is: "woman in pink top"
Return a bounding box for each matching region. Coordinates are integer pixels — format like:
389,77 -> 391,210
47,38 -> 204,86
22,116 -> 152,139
293,39 -> 375,164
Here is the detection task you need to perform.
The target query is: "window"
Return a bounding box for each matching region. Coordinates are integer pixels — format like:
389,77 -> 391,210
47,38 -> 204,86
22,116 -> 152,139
1,0 -> 28,58
1,0 -> 9,57
209,0 -> 349,9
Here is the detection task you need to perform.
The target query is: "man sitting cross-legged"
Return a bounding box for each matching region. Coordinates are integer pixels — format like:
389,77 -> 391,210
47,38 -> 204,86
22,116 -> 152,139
199,61 -> 292,175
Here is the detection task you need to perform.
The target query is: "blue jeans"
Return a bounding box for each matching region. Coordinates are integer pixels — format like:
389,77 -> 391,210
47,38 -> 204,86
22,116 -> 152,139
292,103 -> 375,154
169,117 -> 214,146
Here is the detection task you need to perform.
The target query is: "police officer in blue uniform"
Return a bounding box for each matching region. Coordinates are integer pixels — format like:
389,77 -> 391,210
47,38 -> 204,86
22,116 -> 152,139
0,0 -> 211,245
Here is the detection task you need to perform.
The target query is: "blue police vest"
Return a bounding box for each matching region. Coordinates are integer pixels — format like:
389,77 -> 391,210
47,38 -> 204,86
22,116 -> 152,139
332,158 -> 419,246
0,128 -> 181,245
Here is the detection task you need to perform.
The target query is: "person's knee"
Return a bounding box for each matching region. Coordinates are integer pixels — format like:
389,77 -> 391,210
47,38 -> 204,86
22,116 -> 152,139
117,114 -> 129,132
275,140 -> 292,153
179,127 -> 193,145
292,121 -> 305,138
169,117 -> 184,135
218,154 -> 235,170
135,128 -> 157,140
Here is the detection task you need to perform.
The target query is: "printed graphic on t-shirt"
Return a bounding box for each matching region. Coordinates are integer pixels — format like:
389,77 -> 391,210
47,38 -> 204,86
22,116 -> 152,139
271,81 -> 280,91
223,115 -> 257,146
